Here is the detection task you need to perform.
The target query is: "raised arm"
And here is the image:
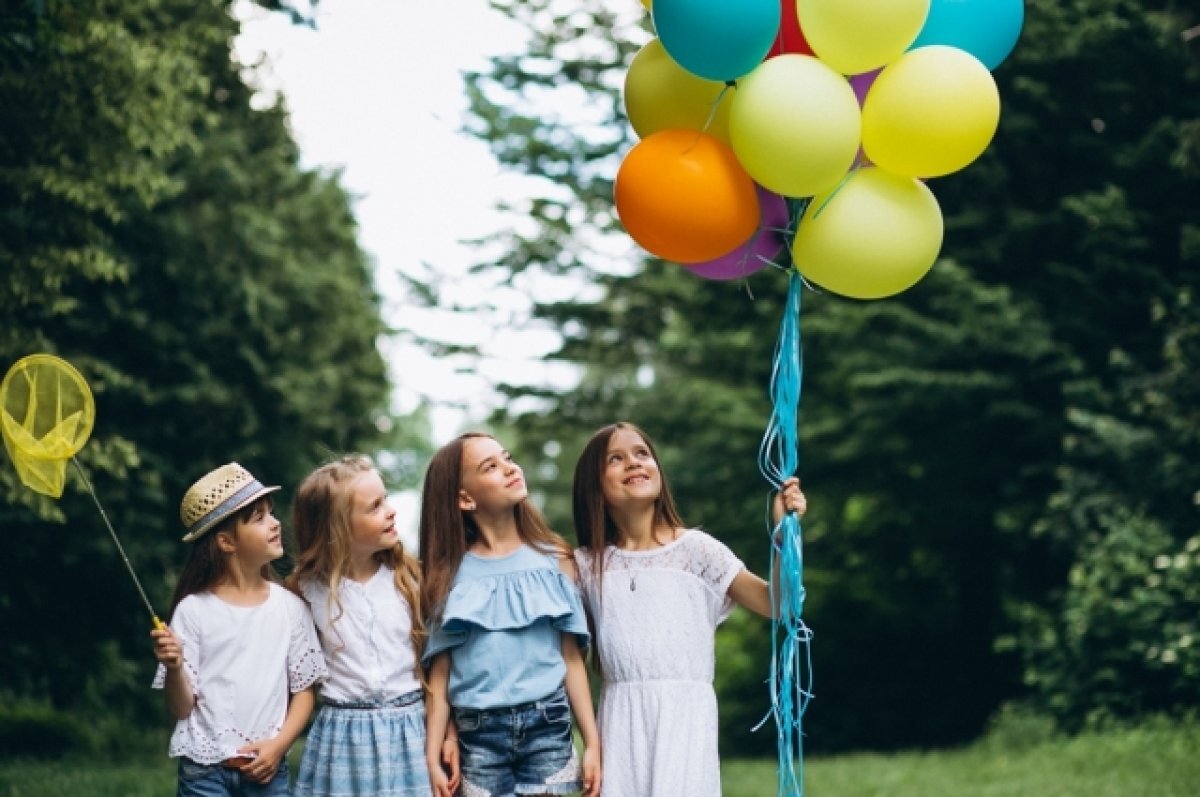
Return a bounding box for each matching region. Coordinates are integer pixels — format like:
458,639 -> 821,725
727,477 -> 808,618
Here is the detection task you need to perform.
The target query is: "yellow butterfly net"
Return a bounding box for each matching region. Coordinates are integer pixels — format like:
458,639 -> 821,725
1,354 -> 162,628
1,354 -> 95,498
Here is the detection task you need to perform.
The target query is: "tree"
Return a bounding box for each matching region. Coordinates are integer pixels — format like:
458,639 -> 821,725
431,0 -> 1200,752
0,0 -> 425,749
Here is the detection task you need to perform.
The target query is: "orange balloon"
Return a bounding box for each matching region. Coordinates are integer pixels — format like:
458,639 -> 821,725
614,129 -> 759,264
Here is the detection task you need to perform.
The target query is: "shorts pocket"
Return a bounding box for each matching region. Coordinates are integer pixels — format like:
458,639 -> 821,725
454,708 -> 483,732
178,758 -> 214,781
540,692 -> 571,726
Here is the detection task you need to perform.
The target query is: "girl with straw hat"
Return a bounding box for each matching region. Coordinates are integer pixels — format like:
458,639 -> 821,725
151,462 -> 328,796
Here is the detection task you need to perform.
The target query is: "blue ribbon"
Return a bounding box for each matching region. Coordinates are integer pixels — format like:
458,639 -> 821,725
757,268 -> 813,796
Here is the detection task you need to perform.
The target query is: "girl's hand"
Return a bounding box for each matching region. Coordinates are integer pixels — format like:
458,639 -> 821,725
440,736 -> 460,792
150,627 -> 183,670
771,477 -> 807,524
428,758 -> 454,797
581,745 -> 602,797
236,738 -> 285,784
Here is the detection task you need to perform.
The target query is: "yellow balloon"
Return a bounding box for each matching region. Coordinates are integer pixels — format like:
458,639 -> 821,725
729,55 -> 861,198
624,38 -> 733,146
862,45 -> 1000,178
799,0 -> 930,75
641,0 -> 652,8
792,167 -> 943,299
0,354 -> 95,498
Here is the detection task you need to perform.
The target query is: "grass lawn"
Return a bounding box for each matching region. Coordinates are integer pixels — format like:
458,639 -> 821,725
723,719 -> 1200,797
1,720 -> 1196,796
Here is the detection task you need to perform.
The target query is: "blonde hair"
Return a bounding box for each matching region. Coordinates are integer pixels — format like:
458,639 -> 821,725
287,455 -> 425,662
418,433 -> 570,625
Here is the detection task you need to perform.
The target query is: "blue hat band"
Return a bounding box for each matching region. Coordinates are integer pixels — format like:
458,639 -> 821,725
186,479 -> 273,540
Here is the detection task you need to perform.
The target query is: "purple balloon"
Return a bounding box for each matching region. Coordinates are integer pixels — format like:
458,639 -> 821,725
849,68 -> 881,107
685,185 -> 790,281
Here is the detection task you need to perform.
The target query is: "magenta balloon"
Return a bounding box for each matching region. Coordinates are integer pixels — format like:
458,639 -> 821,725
686,185 -> 789,280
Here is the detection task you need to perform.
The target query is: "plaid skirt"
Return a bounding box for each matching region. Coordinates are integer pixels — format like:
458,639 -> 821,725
294,691 -> 432,797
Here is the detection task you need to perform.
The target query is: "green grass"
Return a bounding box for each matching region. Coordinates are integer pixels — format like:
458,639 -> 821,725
723,719 -> 1200,797
1,720 -> 1196,796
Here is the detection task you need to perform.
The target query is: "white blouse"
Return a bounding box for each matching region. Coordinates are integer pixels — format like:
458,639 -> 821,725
298,564 -> 422,704
153,583 -> 327,764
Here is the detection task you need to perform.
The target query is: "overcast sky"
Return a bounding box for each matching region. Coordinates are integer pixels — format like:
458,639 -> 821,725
233,0 -> 585,446
233,0 -> 588,541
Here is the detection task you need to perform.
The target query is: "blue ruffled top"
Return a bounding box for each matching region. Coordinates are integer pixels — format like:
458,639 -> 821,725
424,544 -> 589,709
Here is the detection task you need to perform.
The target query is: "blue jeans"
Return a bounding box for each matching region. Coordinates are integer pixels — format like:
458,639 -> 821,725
454,685 -> 580,796
177,757 -> 291,797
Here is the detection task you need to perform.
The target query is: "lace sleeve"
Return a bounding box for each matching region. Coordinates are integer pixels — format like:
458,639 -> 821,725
686,530 -> 745,599
286,595 -> 329,693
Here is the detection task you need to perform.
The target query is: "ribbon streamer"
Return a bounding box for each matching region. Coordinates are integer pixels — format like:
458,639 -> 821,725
758,269 -> 814,796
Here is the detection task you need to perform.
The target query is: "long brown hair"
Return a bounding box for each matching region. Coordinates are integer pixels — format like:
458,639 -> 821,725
168,497 -> 278,617
419,432 -> 570,625
572,422 -> 686,596
286,455 -> 425,662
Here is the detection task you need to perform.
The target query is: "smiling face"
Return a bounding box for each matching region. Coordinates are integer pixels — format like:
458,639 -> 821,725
458,436 -> 527,515
348,469 -> 398,559
601,426 -> 663,509
222,497 -> 284,567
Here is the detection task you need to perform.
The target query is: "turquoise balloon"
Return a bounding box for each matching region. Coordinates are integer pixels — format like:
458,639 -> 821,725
653,0 -> 781,82
908,0 -> 1024,70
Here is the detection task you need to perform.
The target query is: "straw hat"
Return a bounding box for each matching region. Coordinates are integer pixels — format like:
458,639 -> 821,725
180,462 -> 280,542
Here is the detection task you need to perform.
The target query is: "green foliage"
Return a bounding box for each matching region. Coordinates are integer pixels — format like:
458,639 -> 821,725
0,698 -> 92,759
0,0 -> 426,733
437,0 -> 1200,752
1019,514 -> 1200,729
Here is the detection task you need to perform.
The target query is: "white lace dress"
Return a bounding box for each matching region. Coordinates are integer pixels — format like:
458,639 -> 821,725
574,529 -> 745,797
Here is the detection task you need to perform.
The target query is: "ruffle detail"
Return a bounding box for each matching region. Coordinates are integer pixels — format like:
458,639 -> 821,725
424,567 -> 589,663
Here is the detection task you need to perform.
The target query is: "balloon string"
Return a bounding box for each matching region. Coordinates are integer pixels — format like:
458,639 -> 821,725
70,458 -> 163,628
809,166 -> 860,221
758,270 -> 812,797
699,80 -> 735,138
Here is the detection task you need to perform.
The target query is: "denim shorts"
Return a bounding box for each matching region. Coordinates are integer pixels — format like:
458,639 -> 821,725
454,684 -> 580,796
177,757 -> 291,797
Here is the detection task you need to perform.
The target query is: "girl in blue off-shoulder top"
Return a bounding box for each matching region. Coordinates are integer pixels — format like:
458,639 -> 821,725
419,433 -> 601,797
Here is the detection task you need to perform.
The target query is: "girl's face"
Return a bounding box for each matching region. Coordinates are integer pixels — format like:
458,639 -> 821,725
459,436 -> 527,514
348,470 -> 398,558
228,500 -> 284,565
601,427 -> 662,509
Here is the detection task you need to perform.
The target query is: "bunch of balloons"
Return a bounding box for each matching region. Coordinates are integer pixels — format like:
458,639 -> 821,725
614,0 -> 1024,299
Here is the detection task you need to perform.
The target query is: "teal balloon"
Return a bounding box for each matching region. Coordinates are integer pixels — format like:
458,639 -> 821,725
653,0 -> 781,82
908,0 -> 1024,70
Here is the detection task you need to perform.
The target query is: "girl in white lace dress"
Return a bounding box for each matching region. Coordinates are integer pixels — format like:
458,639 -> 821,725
150,463 -> 328,796
571,423 -> 806,797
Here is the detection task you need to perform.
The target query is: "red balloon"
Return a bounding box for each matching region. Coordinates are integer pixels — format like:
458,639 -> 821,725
767,0 -> 813,58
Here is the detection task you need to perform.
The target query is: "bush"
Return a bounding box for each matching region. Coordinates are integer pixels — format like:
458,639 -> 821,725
1019,511 -> 1200,730
0,700 -> 93,759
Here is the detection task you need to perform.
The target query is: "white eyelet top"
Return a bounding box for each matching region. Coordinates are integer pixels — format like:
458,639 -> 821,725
297,564 -> 422,704
152,583 -> 327,763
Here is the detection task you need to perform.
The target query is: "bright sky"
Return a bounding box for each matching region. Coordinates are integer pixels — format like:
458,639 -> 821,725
233,0 -> 583,450
233,0 -> 583,544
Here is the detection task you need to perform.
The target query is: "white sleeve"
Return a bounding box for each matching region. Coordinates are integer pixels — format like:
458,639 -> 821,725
285,595 -> 328,693
151,597 -> 202,691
